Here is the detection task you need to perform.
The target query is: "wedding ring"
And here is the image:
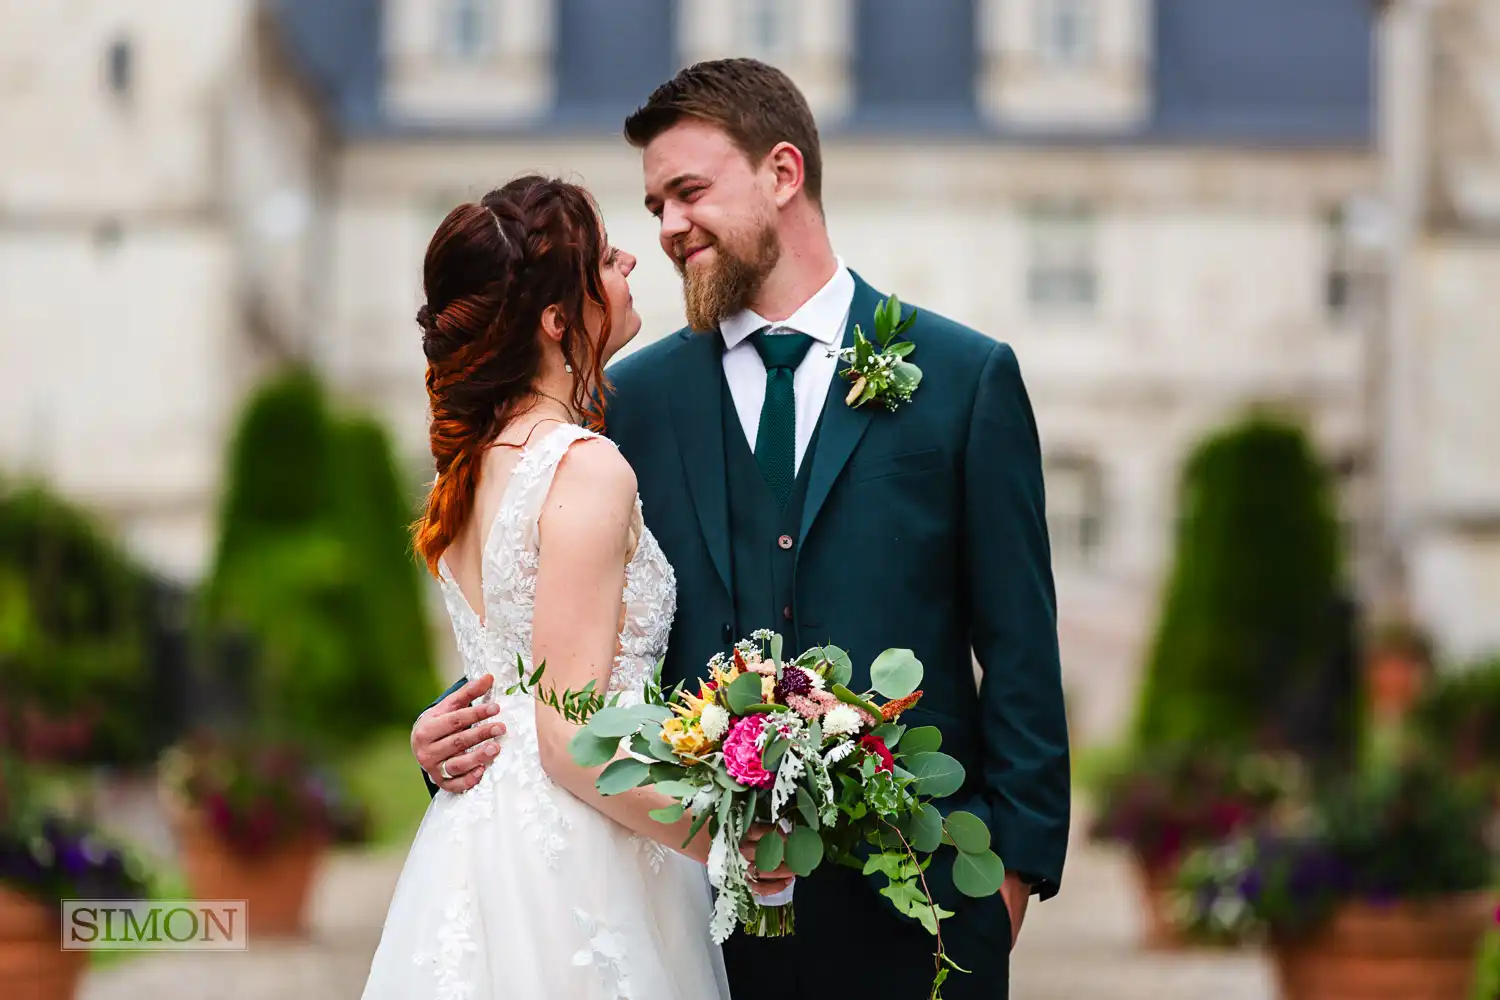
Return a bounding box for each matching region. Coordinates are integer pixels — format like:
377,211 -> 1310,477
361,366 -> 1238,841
440,760 -> 453,781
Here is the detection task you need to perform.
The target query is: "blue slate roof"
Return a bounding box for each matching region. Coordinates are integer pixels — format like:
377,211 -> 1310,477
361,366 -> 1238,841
269,0 -> 1375,145
1148,0 -> 1375,143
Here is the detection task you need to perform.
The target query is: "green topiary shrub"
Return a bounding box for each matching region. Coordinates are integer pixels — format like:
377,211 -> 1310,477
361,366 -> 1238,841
0,484 -> 150,762
329,416 -> 437,724
1132,414 -> 1349,761
202,369 -> 436,750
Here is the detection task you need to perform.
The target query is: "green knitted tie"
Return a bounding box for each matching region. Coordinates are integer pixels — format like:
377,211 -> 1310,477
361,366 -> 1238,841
750,328 -> 815,509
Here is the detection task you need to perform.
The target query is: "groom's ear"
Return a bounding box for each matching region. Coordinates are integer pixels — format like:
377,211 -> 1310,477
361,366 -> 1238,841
766,141 -> 805,209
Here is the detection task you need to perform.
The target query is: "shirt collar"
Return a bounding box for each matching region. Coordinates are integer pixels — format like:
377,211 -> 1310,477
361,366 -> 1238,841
719,257 -> 854,351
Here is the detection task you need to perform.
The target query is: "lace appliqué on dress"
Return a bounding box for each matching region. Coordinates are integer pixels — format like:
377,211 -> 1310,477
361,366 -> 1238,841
571,909 -> 635,1000
410,886 -> 480,1000
425,427 -> 678,996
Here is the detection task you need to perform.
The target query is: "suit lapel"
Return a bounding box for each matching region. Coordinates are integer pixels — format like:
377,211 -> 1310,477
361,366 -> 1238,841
798,274 -> 883,543
668,331 -> 733,596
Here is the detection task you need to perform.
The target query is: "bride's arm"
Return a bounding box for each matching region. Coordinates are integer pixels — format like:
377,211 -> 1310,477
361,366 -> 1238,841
530,440 -> 713,863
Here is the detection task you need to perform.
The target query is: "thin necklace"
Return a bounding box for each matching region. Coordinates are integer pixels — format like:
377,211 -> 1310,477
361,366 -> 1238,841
532,391 -> 583,425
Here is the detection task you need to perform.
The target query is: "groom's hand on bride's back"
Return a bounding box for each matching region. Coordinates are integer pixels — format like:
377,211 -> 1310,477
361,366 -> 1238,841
412,674 -> 506,793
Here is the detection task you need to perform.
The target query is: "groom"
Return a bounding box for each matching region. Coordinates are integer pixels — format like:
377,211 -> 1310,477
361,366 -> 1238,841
412,59 -> 1070,998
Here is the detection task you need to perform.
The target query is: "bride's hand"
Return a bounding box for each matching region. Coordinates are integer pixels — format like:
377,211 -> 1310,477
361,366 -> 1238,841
740,823 -> 796,898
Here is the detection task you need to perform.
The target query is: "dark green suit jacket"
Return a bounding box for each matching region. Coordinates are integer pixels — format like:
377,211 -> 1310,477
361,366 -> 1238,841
425,272 -> 1070,995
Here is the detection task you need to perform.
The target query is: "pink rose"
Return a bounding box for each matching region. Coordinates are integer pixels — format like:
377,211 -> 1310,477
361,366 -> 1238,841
722,714 -> 776,789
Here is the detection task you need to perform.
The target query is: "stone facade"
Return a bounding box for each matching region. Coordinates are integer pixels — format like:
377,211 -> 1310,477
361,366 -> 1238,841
1380,0 -> 1500,662
0,0 -> 1398,741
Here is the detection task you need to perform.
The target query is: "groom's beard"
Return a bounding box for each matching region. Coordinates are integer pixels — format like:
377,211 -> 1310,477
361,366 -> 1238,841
676,224 -> 781,332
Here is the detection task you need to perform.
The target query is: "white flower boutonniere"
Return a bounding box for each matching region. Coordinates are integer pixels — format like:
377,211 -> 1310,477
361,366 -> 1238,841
837,293 -> 922,411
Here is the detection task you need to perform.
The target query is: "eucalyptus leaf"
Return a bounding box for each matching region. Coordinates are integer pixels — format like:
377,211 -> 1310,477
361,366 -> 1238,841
629,704 -> 673,725
682,803 -> 713,848
952,849 -> 1006,898
891,361 -> 923,393
909,803 -> 944,853
810,646 -> 854,688
651,780 -> 700,800
725,672 -> 766,715
568,729 -> 621,768
648,763 -> 684,783
870,648 -> 922,699
763,738 -> 790,772
870,723 -> 905,747
905,752 -> 966,799
643,729 -> 679,763
783,824 -> 825,876
595,758 -> 652,795
795,786 -> 820,830
770,632 -> 784,665
648,803 -> 685,824
897,726 -> 942,756
943,811 -> 991,854
831,683 -> 883,721
587,706 -> 647,739
754,830 -> 786,873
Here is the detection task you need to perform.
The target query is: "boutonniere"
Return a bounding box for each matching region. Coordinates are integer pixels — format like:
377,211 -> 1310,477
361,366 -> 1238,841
837,293 -> 922,411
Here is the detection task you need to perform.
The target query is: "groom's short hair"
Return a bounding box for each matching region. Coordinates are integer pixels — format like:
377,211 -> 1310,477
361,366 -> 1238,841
623,58 -> 823,206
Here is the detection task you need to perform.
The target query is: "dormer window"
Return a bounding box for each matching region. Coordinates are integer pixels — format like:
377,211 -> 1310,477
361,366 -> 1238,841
1038,0 -> 1096,67
441,0 -> 494,61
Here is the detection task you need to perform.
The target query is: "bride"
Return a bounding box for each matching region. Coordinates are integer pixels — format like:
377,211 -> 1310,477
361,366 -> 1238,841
360,176 -> 771,999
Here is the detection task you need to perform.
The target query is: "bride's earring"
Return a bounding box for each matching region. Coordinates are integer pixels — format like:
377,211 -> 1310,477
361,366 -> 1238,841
564,362 -> 573,374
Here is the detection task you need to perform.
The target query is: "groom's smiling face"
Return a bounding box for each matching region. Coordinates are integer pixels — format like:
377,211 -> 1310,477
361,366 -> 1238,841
642,119 -> 781,331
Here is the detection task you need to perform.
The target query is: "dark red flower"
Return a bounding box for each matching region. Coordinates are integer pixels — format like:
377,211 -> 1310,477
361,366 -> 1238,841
859,735 -> 895,774
773,667 -> 813,702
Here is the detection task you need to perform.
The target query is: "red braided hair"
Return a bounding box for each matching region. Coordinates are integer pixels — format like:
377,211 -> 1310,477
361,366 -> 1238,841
412,176 -> 614,576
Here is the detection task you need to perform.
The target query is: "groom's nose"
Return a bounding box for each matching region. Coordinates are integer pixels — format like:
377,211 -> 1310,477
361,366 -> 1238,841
659,202 -> 692,243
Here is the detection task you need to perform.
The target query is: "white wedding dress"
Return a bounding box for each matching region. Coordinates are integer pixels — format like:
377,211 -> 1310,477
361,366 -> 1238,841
360,425 -> 731,1000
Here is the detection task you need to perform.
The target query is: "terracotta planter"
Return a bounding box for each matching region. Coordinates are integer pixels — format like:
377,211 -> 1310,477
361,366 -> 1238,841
1272,893 -> 1493,1000
0,886 -> 84,1000
173,813 -> 326,939
1132,855 -> 1188,950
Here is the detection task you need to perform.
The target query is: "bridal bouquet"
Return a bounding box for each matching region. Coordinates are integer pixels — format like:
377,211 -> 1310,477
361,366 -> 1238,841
516,631 -> 1005,998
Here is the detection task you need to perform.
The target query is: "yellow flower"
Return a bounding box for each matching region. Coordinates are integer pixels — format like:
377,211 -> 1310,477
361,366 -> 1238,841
761,675 -> 776,702
662,717 -> 714,757
711,660 -> 742,689
672,682 -> 718,720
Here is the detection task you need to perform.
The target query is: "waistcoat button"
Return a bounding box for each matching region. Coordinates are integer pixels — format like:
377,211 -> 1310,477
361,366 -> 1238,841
777,534 -> 794,550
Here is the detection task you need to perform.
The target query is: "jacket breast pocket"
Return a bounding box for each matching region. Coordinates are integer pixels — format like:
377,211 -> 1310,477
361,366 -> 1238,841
848,447 -> 947,484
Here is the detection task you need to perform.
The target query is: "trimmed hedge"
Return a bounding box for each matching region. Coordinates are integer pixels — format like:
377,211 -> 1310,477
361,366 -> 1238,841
1132,415 -> 1349,760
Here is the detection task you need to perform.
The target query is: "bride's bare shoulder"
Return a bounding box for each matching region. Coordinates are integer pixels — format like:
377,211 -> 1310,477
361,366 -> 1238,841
551,433 -> 636,504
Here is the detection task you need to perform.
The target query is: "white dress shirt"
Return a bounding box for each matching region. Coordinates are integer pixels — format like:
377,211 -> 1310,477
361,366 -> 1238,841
719,258 -> 854,475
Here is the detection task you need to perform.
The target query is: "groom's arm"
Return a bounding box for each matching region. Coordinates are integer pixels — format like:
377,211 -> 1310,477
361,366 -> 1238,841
412,674 -> 504,797
959,341 -> 1071,900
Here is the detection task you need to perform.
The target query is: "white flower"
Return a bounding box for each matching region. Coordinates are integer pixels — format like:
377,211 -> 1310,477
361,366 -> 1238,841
823,704 -> 864,738
806,670 -> 827,691
700,703 -> 730,742
823,740 -> 859,766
